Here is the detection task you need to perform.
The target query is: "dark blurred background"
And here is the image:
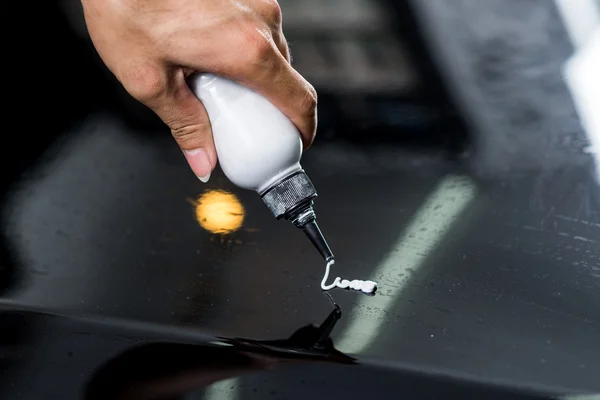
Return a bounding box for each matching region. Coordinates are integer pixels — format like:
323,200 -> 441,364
1,0 -> 600,399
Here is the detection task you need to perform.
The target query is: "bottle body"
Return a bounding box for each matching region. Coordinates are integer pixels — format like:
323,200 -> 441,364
189,74 -> 302,193
189,73 -> 334,263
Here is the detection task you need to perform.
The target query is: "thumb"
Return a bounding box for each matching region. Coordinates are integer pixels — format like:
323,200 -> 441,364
136,68 -> 217,182
166,89 -> 217,183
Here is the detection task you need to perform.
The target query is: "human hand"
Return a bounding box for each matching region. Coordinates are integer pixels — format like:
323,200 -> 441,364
81,0 -> 317,182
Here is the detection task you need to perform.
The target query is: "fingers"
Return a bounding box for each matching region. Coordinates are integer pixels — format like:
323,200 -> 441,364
248,0 -> 283,29
120,64 -> 217,181
248,0 -> 290,61
236,37 -> 316,149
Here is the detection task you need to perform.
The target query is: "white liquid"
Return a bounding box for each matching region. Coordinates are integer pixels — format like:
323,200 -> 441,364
321,260 -> 378,294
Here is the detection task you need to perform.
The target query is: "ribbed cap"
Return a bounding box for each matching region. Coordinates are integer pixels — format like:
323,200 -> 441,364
260,171 -> 317,219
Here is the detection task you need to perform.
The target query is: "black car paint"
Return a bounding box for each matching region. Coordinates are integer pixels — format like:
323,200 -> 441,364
1,0 -> 599,399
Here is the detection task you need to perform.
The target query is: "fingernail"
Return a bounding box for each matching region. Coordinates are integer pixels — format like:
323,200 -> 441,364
183,148 -> 212,183
198,171 -> 211,183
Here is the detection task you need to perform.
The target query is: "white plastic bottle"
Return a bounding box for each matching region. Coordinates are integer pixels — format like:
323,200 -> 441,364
189,74 -> 333,262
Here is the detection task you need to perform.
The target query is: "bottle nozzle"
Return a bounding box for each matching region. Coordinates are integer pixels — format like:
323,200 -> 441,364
301,219 -> 334,262
260,171 -> 334,262
288,203 -> 334,262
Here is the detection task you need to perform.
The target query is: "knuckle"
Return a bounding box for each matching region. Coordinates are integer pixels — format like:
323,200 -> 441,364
252,38 -> 274,65
239,23 -> 274,65
121,64 -> 166,103
170,120 -> 210,147
263,0 -> 283,25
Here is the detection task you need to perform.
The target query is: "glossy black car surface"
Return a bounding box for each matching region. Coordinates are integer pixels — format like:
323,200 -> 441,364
1,0 -> 599,398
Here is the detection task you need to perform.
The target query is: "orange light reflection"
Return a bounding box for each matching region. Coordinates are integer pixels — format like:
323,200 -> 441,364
194,190 -> 245,235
